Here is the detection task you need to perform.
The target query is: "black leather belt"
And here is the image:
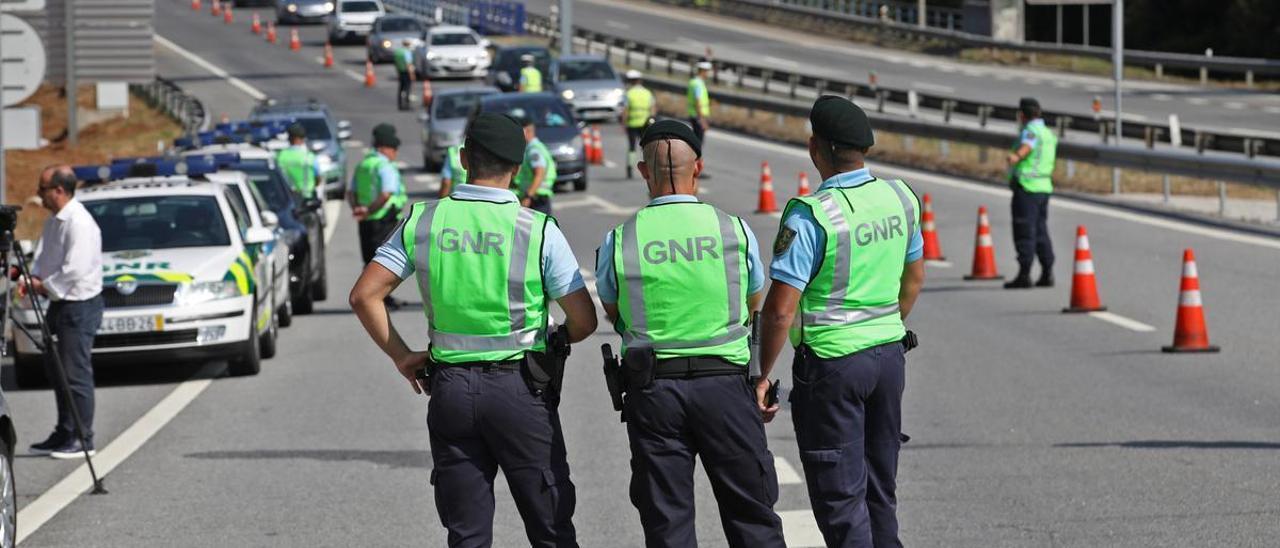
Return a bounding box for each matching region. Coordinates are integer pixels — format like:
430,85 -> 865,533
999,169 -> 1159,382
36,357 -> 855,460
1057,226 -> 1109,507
653,356 -> 745,379
441,359 -> 522,371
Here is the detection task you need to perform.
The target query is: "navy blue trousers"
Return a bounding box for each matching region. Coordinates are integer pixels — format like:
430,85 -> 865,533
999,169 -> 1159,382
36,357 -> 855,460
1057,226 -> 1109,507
427,366 -> 578,548
44,296 -> 103,444
1010,184 -> 1054,274
625,374 -> 785,548
790,342 -> 906,548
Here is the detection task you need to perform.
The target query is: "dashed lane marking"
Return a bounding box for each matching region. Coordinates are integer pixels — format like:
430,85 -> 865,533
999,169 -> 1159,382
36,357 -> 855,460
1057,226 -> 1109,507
605,20 -> 630,30
16,364 -> 219,545
1151,93 -> 1173,101
324,199 -> 342,245
911,82 -> 955,94
775,456 -> 803,485
1187,97 -> 1209,106
344,140 -> 365,149
1088,311 -> 1157,332
925,260 -> 953,268
154,35 -> 266,101
779,510 -> 824,547
344,69 -> 366,83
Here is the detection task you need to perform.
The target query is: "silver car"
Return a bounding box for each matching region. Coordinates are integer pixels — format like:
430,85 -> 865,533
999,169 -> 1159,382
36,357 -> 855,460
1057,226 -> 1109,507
367,15 -> 427,63
420,86 -> 500,171
416,25 -> 492,79
327,0 -> 384,43
550,55 -> 625,122
276,0 -> 334,24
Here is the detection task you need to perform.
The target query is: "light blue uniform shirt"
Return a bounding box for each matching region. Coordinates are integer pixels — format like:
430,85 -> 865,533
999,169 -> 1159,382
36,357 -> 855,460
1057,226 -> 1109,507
595,195 -> 766,304
1019,119 -> 1045,148
373,184 -> 586,299
350,151 -> 402,195
770,168 -> 923,291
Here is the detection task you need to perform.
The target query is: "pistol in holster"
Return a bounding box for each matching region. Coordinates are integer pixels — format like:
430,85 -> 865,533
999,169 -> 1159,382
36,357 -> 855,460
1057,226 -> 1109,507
902,330 -> 919,353
414,353 -> 439,396
523,325 -> 571,401
601,344 -> 625,418
622,346 -> 656,392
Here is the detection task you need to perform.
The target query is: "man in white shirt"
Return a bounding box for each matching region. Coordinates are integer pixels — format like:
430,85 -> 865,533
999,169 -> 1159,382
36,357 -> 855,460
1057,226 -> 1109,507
25,165 -> 104,459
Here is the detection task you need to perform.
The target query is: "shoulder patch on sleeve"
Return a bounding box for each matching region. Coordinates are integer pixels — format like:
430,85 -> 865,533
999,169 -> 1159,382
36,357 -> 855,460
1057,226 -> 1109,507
773,227 -> 797,256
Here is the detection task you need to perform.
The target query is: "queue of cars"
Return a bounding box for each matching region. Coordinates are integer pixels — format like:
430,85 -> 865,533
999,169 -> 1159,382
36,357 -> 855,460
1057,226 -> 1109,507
8,120 -> 332,388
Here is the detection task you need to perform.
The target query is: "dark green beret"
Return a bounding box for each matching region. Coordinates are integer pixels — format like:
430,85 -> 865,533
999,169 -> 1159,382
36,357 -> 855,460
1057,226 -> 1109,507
287,123 -> 306,139
810,95 -> 874,149
640,119 -> 701,158
1019,97 -> 1040,116
466,112 -> 526,164
372,123 -> 400,148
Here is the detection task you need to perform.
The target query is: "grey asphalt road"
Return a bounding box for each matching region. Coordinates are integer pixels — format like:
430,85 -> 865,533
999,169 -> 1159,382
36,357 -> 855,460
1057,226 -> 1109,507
525,0 -> 1280,139
5,3 -> 1280,546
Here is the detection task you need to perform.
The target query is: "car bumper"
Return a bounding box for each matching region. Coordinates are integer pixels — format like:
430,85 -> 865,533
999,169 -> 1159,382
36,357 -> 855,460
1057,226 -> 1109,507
331,23 -> 373,37
554,159 -> 587,184
12,296 -> 254,358
280,11 -> 331,23
569,99 -> 623,121
423,60 -> 490,78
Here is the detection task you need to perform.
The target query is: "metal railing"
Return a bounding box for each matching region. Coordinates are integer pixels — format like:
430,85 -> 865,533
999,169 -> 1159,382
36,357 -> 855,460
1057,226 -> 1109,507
130,77 -> 207,133
381,0 -> 526,35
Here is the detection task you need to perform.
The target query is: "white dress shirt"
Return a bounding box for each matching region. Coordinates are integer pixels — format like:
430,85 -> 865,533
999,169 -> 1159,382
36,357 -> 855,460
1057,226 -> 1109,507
32,198 -> 104,301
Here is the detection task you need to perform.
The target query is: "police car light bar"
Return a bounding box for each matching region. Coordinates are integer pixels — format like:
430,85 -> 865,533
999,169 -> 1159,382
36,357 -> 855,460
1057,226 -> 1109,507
75,157 -> 221,183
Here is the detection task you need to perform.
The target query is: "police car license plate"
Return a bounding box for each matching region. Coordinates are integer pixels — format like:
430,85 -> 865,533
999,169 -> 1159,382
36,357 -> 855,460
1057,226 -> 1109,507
99,315 -> 163,334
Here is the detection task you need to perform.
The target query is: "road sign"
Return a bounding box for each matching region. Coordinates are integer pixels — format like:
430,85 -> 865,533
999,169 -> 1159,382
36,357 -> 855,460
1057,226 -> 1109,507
1,14 -> 45,107
0,0 -> 46,12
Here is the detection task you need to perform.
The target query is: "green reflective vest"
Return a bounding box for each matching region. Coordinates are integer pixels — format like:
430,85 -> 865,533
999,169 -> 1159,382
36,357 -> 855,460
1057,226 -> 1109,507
625,85 -> 655,129
519,66 -> 543,92
512,139 -> 556,198
444,144 -> 467,185
687,77 -> 709,118
276,146 -> 317,198
402,198 -> 551,363
1013,120 -> 1056,194
393,47 -> 413,73
611,201 -> 751,363
353,151 -> 407,221
788,179 -> 920,358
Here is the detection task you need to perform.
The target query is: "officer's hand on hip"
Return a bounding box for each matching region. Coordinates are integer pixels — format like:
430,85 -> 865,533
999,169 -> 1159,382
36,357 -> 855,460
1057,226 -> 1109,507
394,351 -> 432,395
755,378 -> 779,423
352,206 -> 369,220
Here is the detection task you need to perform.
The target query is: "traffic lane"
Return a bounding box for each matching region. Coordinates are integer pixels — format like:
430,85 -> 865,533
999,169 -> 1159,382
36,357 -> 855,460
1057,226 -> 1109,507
533,0 -> 1280,134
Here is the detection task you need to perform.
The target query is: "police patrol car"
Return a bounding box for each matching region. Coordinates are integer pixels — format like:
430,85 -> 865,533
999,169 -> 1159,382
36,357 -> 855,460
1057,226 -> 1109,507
10,158 -> 284,386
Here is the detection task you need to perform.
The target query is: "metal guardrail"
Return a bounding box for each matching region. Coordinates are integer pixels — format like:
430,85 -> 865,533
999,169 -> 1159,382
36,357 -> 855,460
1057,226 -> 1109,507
524,13 -> 1280,162
130,77 -> 207,133
656,0 -> 1280,84
381,0 -> 526,35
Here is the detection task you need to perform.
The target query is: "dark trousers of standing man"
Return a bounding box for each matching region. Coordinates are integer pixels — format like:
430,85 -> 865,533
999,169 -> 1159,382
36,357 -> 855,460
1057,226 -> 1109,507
397,71 -> 412,110
688,117 -> 705,145
790,342 -> 906,548
1009,183 -> 1054,276
43,295 -> 104,444
625,371 -> 786,548
427,364 -> 578,548
358,216 -> 400,264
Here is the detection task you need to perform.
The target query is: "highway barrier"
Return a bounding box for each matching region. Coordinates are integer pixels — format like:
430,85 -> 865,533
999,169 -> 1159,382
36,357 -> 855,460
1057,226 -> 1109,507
130,77 -> 207,134
381,0 -> 526,35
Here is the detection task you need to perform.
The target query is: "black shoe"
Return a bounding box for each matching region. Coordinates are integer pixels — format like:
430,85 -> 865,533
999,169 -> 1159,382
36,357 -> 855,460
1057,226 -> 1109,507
49,438 -> 95,460
1003,276 -> 1033,289
29,431 -> 69,455
1036,273 -> 1055,287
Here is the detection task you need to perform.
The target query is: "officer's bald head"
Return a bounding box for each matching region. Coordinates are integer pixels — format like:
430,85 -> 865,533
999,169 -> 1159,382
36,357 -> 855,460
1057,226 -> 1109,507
639,138 -> 701,198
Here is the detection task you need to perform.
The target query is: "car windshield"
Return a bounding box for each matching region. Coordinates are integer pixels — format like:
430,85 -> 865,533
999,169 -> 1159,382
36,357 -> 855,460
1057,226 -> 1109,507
342,1 -> 379,12
496,50 -> 550,72
431,32 -> 477,46
237,163 -> 293,211
433,93 -> 487,119
482,99 -> 573,128
296,118 -> 332,141
558,60 -> 615,82
379,18 -> 421,33
88,196 -> 231,251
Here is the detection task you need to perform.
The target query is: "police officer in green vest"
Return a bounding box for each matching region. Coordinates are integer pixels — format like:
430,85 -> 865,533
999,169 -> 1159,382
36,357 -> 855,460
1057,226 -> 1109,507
687,61 -> 712,160
438,144 -> 467,198
518,54 -> 543,93
595,120 -> 785,547
349,124 -> 408,310
1004,97 -> 1057,289
350,112 -> 597,546
276,123 -> 320,199
757,96 -> 925,548
620,69 -> 654,179
394,38 -> 417,111
512,113 -> 556,215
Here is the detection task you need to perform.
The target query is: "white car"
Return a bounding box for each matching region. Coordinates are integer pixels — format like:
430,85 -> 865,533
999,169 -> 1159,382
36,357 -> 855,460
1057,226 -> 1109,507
10,170 -> 283,386
416,25 -> 492,79
327,0 -> 384,43
207,169 -> 292,331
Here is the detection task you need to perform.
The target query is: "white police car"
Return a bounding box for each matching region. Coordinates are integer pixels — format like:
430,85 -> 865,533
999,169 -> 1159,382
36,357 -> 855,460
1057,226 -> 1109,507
10,160 -> 283,387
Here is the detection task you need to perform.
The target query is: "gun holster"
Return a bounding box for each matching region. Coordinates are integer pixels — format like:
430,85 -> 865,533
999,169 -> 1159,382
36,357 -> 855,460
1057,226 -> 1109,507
601,344 -> 625,418
902,330 -> 919,353
622,346 -> 656,391
522,326 -> 571,401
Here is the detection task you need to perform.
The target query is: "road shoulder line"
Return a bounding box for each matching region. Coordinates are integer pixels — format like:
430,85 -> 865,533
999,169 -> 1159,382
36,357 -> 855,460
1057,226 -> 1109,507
154,35 -> 266,101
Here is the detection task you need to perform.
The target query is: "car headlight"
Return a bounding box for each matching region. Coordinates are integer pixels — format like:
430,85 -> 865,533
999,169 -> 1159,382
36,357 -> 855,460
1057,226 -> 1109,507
555,143 -> 579,158
316,153 -> 334,173
286,4 -> 297,12
323,1 -> 334,11
608,89 -> 624,102
381,40 -> 392,49
426,51 -> 441,60
175,281 -> 242,306
561,89 -> 575,101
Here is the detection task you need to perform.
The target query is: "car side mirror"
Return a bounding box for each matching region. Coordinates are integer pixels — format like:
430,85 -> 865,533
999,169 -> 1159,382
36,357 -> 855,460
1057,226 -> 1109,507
260,210 -> 280,229
479,38 -> 491,49
245,226 -> 275,245
310,141 -> 327,152
337,120 -> 352,130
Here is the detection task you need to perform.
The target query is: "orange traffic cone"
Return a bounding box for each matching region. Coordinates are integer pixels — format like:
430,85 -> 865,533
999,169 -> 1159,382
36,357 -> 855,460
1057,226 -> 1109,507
211,0 -> 221,17
756,162 -> 778,213
289,29 -> 301,51
796,172 -> 811,197
590,126 -> 604,165
251,13 -> 262,34
323,42 -> 335,68
920,193 -> 945,261
580,128 -> 592,163
266,22 -> 277,44
1162,249 -> 1220,353
963,206 -> 1002,280
363,60 -> 377,87
223,3 -> 233,24
1062,226 -> 1106,313
422,79 -> 433,106
191,0 -> 201,11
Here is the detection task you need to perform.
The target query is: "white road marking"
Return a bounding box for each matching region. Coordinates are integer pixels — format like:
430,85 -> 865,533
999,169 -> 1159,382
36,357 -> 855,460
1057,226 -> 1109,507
774,456 -> 803,485
554,197 -> 595,210
1023,77 -> 1043,85
344,69 -> 366,82
605,20 -> 630,30
324,199 -> 342,245
713,131 -> 1280,250
925,260 -> 953,268
1151,93 -> 1173,101
936,65 -> 957,73
779,510 -> 825,547
1187,97 -> 1209,106
394,161 -> 410,170
583,195 -> 637,216
412,174 -> 438,184
1265,106 -> 1280,115
314,56 -> 325,65
1051,80 -> 1073,89
995,74 -> 1014,81
1084,85 -> 1107,93
1088,311 -> 1157,332
763,56 -> 800,68
603,159 -> 619,169
911,82 -> 955,94
155,35 -> 266,100
1223,101 -> 1246,110
344,140 -> 365,149
16,368 -> 217,545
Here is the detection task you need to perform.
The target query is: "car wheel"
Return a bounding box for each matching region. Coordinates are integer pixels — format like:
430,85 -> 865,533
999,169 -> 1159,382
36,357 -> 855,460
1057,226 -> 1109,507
259,308 -> 278,360
228,303 -> 262,377
0,444 -> 14,548
574,175 -> 588,192
424,154 -> 441,173
14,354 -> 47,389
293,265 -> 316,314
278,297 -> 293,328
311,258 -> 328,302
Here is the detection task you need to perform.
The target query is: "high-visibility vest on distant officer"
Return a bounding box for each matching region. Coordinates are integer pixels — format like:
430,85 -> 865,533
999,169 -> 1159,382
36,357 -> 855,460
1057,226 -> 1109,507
443,144 -> 467,185
353,150 -> 407,221
611,202 -> 750,363
519,65 -> 543,92
784,178 -> 919,357
625,85 -> 655,129
512,138 -> 556,197
1012,118 -> 1057,194
400,196 -> 552,364
276,146 -> 318,198
687,75 -> 709,119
